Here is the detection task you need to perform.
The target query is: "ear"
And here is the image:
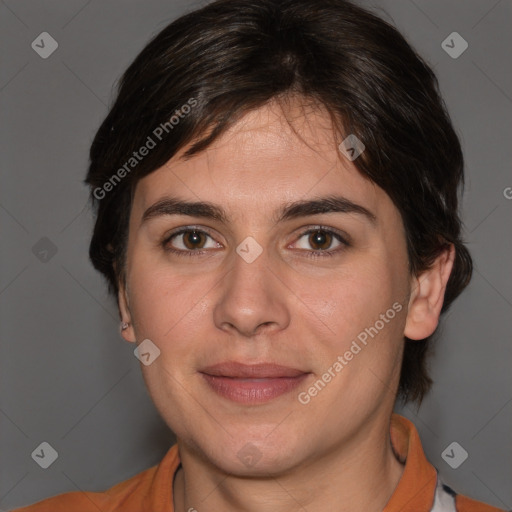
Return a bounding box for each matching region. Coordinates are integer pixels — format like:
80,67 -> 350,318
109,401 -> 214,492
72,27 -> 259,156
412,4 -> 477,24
404,244 -> 455,340
118,278 -> 136,343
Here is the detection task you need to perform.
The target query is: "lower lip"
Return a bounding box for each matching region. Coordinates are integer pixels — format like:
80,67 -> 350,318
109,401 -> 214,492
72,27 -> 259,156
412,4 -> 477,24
200,373 -> 310,404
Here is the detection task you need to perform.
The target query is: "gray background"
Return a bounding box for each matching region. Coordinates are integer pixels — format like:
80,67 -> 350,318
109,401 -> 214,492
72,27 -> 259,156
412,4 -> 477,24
1,0 -> 511,509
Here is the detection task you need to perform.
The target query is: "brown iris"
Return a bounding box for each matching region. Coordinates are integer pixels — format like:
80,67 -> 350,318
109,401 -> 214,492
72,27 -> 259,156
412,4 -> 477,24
182,230 -> 207,250
308,230 -> 333,251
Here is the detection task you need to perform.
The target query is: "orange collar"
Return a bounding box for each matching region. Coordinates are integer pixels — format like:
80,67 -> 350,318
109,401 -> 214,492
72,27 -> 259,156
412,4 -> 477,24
384,414 -> 438,511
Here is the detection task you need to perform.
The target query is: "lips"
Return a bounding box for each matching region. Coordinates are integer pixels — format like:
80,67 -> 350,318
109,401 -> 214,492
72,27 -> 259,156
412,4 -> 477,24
199,362 -> 310,404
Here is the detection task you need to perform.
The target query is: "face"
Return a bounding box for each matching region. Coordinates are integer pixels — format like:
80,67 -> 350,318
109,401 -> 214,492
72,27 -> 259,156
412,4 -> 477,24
119,100 -> 417,475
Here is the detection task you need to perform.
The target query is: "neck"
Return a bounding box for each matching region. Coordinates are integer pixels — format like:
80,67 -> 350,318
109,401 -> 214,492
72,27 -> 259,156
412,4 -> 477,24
173,414 -> 404,512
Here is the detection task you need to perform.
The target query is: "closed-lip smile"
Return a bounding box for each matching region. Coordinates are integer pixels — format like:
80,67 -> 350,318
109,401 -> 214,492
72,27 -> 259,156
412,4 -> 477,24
199,361 -> 311,404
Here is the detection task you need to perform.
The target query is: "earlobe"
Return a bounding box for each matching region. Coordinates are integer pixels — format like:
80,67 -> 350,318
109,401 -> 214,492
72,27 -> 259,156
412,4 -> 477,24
404,244 -> 455,341
118,280 -> 137,343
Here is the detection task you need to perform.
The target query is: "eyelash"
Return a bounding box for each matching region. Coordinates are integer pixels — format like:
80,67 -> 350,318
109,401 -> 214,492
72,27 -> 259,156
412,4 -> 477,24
161,226 -> 350,259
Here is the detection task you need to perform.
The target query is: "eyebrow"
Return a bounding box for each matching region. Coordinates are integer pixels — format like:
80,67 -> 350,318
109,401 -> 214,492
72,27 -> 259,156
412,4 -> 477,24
141,195 -> 376,226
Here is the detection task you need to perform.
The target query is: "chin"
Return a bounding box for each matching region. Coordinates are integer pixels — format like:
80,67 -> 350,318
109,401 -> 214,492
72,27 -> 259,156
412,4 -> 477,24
201,432 -> 306,477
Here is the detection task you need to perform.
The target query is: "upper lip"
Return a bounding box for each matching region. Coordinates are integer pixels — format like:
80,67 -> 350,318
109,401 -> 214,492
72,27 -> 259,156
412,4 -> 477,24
200,362 -> 308,378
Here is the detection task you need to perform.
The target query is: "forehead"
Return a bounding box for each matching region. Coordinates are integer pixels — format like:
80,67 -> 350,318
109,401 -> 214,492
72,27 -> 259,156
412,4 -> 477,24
132,101 -> 392,224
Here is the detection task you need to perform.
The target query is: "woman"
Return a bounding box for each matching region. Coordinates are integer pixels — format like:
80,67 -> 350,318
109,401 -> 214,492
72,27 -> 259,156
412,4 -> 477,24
13,0 -> 505,510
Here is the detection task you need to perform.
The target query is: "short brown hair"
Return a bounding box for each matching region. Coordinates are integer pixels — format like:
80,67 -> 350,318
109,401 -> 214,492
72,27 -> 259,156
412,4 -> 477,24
85,0 -> 472,405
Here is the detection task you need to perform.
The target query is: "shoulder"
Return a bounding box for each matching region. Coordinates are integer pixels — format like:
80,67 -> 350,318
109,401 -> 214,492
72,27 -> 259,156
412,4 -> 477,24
455,493 -> 508,512
9,444 -> 180,512
8,464 -> 158,512
8,491 -> 112,512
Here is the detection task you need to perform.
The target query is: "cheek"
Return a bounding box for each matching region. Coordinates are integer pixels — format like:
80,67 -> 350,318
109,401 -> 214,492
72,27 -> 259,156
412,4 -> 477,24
126,263 -> 211,429
126,247 -> 202,341
305,263 -> 406,406
314,258 -> 402,338
309,252 -> 409,395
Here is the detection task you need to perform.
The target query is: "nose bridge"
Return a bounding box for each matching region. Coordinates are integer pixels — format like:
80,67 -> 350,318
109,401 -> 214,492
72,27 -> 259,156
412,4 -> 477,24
225,237 -> 274,305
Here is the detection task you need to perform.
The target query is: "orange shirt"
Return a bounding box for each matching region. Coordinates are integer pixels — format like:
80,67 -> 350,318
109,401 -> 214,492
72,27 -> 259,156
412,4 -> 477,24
11,414 -> 505,512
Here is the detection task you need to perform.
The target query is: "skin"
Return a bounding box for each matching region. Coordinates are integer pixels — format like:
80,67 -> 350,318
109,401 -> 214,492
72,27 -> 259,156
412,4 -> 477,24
118,98 -> 455,512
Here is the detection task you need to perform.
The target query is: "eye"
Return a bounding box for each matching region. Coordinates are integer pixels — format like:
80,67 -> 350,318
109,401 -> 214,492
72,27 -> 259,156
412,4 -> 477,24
162,228 -> 220,257
292,227 -> 349,258
161,226 -> 350,259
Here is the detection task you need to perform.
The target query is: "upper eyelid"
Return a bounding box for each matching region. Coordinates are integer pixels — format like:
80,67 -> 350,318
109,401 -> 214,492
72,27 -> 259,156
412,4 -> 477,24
163,225 -> 217,242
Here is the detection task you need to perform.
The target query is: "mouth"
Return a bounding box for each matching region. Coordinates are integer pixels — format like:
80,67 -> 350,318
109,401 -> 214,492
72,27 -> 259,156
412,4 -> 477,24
199,362 -> 311,404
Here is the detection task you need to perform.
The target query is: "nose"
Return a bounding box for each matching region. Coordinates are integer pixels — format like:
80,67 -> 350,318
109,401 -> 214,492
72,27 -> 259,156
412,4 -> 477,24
213,246 -> 291,338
